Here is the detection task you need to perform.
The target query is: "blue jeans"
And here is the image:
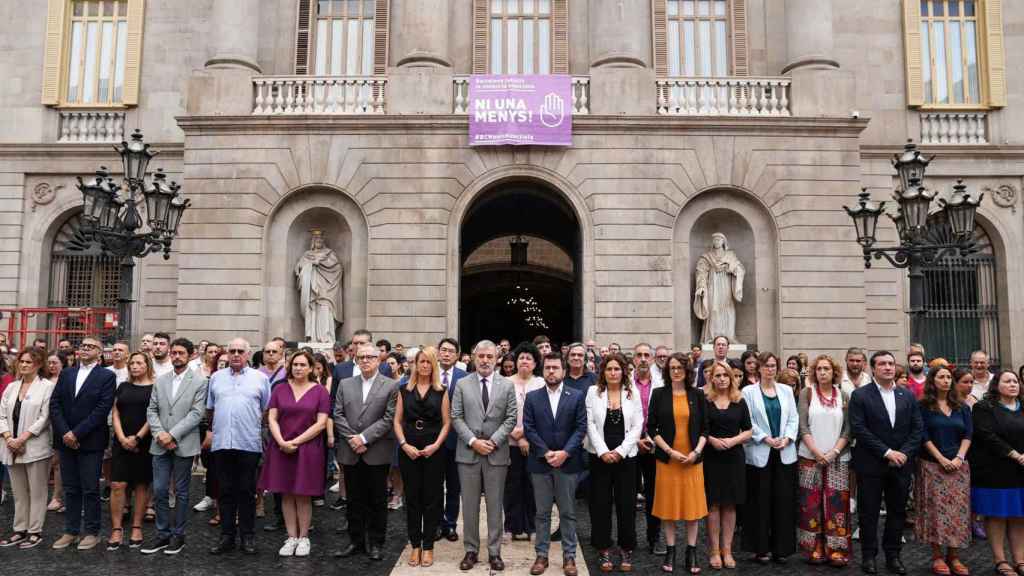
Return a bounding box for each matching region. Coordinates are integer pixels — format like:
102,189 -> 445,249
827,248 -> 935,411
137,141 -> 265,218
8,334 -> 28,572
59,448 -> 103,536
442,446 -> 461,530
152,453 -> 192,538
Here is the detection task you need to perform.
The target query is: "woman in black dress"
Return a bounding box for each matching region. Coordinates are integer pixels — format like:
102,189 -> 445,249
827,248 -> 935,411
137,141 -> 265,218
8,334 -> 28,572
108,352 -> 155,550
703,360 -> 753,569
393,347 -> 450,568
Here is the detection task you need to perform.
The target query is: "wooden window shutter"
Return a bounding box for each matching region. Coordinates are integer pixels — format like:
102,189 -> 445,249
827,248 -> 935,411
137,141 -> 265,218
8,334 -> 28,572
730,0 -> 748,76
902,0 -> 924,107
984,0 -> 1006,107
121,0 -> 146,106
472,0 -> 489,73
551,0 -> 569,74
652,0 -> 667,77
294,0 -> 313,74
373,0 -> 389,75
41,0 -> 67,106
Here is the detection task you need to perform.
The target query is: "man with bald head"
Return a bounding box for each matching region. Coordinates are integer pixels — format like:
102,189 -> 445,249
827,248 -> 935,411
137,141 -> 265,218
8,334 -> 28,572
452,340 -> 518,571
206,338 -> 271,556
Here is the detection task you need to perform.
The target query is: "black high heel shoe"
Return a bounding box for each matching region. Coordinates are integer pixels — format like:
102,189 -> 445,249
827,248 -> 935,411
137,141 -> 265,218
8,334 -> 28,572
662,545 -> 677,573
685,545 -> 702,574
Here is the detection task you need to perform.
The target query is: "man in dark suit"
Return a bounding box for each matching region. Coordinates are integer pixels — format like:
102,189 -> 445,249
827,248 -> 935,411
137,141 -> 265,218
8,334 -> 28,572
437,337 -> 467,541
332,342 -> 398,561
849,350 -> 923,575
524,353 -> 587,576
332,329 -> 392,382
49,337 -> 116,551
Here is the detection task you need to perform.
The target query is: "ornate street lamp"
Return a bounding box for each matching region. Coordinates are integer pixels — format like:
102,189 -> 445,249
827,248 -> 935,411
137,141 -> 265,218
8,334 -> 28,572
73,130 -> 190,342
844,140 -> 982,344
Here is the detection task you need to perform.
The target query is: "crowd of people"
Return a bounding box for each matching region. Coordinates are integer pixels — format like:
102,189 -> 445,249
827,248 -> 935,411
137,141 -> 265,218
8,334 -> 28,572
0,330 -> 1022,576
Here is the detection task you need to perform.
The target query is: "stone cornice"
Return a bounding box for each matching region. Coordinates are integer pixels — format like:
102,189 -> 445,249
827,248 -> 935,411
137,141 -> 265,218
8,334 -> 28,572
175,114 -> 870,138
860,144 -> 1024,160
0,142 -> 184,160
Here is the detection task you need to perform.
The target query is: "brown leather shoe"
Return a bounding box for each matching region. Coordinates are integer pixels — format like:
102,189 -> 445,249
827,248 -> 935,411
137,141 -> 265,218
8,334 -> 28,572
422,549 -> 434,567
531,556 -> 550,575
460,551 -> 478,571
489,556 -> 506,571
564,557 -> 578,576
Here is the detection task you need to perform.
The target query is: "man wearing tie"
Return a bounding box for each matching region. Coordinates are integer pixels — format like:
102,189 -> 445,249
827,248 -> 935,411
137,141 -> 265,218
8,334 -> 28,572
849,351 -> 923,575
49,337 -> 116,551
451,340 -> 517,571
437,337 -> 467,542
333,343 -> 398,561
524,353 -> 588,576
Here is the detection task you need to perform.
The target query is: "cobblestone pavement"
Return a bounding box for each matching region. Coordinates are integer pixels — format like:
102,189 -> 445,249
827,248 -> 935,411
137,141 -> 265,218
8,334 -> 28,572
0,477 -> 997,575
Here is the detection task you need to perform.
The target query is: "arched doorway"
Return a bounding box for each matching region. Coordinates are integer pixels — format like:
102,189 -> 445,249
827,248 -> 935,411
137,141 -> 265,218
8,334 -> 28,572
917,213 -> 1001,367
47,211 -> 121,309
459,181 -> 581,347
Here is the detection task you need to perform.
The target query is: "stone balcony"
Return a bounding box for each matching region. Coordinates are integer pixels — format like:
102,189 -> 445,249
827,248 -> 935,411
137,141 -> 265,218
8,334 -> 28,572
252,76 -> 387,115
920,112 -> 989,145
57,110 -> 126,142
656,77 -> 792,116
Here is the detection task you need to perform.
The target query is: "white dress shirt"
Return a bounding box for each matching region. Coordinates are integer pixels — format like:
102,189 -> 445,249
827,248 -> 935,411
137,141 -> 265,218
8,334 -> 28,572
360,372 -> 377,403
971,373 -> 992,401
876,382 -> 897,427
547,383 -> 563,417
170,369 -> 187,399
75,362 -> 98,396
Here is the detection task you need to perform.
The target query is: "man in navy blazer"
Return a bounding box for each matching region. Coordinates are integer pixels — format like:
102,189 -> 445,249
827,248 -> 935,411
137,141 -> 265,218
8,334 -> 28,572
332,329 -> 392,383
523,353 -> 587,576
437,337 -> 468,541
848,350 -> 923,575
49,337 -> 116,550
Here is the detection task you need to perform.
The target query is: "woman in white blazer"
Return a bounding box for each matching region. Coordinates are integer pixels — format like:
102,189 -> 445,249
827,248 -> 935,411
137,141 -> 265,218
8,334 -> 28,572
585,353 -> 645,572
0,348 -> 55,549
740,351 -> 799,563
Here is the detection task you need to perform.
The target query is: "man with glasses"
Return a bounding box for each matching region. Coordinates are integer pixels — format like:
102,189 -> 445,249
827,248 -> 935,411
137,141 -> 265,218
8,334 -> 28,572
49,337 -> 116,551
333,343 -> 398,561
437,337 -> 467,542
207,339 -> 271,556
651,345 -> 670,383
152,333 -> 173,378
632,343 -> 665,554
332,329 -> 392,383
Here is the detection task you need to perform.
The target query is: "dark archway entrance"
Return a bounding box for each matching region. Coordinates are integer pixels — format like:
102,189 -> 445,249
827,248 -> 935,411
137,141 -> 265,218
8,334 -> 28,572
459,181 -> 581,348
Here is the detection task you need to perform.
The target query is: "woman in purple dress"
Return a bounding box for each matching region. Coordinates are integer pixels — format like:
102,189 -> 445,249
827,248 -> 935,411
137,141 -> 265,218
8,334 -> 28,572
258,349 -> 330,557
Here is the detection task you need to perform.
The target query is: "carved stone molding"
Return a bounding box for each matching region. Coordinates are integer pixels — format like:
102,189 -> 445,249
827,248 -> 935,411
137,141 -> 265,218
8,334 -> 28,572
31,182 -> 63,211
984,183 -> 1019,213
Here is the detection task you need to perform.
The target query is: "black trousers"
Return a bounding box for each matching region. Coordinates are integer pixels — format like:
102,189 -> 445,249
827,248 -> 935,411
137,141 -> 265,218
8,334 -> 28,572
504,447 -> 536,535
442,445 -> 461,530
743,450 -> 797,557
216,449 -> 260,538
857,467 -> 911,559
344,460 -> 390,548
637,452 -> 661,545
398,449 -> 445,549
589,453 -> 637,551
200,448 -> 218,498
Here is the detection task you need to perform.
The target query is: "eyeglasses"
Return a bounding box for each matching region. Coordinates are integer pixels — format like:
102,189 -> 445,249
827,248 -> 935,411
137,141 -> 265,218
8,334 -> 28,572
356,355 -> 377,362
79,343 -> 99,350
227,349 -> 247,355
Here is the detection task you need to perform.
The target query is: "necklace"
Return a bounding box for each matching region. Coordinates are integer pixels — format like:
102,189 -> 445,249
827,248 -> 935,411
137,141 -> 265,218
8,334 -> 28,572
817,385 -> 837,408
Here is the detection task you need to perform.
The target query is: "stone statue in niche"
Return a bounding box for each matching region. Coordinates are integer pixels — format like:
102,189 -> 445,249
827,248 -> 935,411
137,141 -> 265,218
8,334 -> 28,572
693,232 -> 745,344
294,229 -> 342,343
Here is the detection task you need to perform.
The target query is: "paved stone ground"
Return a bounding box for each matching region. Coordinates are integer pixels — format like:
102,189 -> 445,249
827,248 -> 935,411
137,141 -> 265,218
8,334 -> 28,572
0,476 -> 998,575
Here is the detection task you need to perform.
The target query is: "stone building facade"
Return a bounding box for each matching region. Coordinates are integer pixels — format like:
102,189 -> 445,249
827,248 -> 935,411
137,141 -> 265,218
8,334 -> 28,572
1,0 -> 1021,368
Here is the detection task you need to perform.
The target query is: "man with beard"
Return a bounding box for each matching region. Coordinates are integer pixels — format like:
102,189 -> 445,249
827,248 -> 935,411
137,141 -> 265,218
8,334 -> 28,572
841,347 -> 871,395
904,349 -> 926,399
632,343 -> 664,554
151,333 -> 173,378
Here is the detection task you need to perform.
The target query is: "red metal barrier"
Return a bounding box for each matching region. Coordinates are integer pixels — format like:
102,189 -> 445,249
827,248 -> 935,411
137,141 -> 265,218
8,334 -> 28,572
0,307 -> 118,351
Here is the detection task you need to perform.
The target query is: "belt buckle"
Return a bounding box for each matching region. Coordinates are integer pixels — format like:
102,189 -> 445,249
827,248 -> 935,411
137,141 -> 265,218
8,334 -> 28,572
414,419 -> 425,431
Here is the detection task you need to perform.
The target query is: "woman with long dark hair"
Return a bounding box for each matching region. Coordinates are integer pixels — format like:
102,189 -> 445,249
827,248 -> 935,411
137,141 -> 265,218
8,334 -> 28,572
740,351 -> 759,389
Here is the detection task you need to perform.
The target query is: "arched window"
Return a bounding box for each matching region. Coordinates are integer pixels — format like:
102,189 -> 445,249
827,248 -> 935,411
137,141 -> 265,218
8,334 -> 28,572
48,212 -> 120,308
916,212 -> 1000,367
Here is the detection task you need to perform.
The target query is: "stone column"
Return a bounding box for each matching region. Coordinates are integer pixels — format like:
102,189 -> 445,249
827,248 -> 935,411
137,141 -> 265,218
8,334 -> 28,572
783,0 -> 853,117
587,0 -> 655,115
205,0 -> 261,71
388,0 -> 454,114
187,0 -> 261,116
782,0 -> 838,73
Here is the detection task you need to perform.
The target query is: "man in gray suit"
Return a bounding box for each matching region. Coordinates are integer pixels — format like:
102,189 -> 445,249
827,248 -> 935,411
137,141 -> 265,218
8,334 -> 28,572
142,337 -> 208,555
333,342 -> 397,561
452,340 -> 517,571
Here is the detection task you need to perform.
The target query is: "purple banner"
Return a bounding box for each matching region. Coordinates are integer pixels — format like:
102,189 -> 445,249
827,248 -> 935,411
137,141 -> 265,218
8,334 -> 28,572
468,75 -> 572,146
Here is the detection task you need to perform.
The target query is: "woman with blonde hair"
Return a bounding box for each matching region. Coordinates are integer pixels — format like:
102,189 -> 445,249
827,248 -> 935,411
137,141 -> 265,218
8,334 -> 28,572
703,360 -> 753,569
797,355 -> 852,566
393,347 -> 450,568
108,351 -> 155,549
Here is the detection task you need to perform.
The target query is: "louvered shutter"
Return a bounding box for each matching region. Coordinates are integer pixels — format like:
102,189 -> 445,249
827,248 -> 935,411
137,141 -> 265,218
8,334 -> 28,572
472,0 -> 489,73
984,0 -> 1005,107
902,0 -> 924,107
121,0 -> 146,105
41,0 -> 67,105
652,0 -> 667,77
294,0 -> 313,74
730,0 -> 748,76
373,0 -> 389,75
551,0 -> 569,74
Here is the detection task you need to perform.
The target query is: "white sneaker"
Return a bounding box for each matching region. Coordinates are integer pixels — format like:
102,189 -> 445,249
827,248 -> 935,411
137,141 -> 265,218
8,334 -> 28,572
279,537 -> 299,557
294,537 -> 310,557
329,482 -> 340,494
850,497 -> 857,515
169,493 -> 176,509
194,496 -> 214,512
852,527 -> 860,541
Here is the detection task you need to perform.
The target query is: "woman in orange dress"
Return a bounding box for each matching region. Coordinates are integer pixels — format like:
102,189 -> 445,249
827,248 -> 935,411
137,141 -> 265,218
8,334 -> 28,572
650,353 -> 709,574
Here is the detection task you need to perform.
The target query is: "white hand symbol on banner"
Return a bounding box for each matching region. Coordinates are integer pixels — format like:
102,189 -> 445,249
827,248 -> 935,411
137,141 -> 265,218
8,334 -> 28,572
540,92 -> 566,128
